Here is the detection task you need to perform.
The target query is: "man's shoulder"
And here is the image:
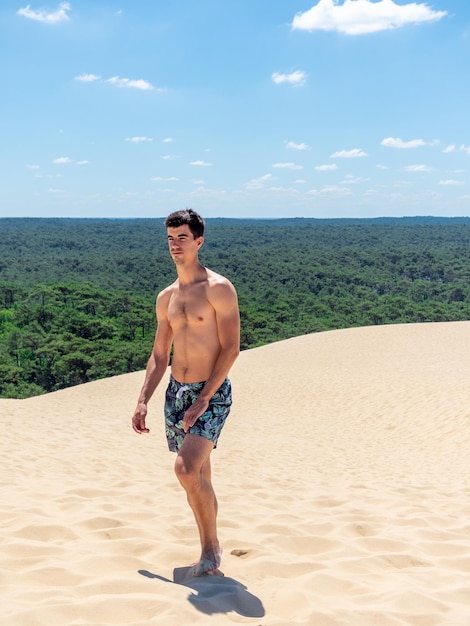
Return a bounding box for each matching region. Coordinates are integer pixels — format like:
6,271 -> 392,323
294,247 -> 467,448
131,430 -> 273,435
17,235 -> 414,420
157,281 -> 178,302
204,269 -> 238,311
205,268 -> 235,291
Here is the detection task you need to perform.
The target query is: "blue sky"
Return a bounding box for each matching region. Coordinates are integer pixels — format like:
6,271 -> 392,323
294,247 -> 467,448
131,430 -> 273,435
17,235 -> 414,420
1,0 -> 470,219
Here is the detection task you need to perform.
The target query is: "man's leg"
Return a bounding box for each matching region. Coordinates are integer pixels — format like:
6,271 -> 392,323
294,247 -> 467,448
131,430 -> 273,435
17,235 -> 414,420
174,433 -> 222,574
201,454 -> 218,519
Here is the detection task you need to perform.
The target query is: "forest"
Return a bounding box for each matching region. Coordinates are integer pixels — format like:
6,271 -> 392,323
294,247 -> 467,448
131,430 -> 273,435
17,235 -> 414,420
1,216 -> 470,398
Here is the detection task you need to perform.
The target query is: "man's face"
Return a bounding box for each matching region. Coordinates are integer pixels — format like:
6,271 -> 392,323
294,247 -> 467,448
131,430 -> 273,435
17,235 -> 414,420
167,225 -> 203,264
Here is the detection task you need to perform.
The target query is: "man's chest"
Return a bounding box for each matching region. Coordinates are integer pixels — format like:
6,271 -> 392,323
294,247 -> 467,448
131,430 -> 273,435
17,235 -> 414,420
167,288 -> 214,326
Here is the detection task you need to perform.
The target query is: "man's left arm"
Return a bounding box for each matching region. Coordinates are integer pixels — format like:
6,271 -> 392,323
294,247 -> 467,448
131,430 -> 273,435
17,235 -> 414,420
182,280 -> 240,431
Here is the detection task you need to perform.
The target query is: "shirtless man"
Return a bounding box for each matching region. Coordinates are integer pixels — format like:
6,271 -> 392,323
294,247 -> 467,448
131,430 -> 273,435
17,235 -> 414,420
132,209 -> 240,576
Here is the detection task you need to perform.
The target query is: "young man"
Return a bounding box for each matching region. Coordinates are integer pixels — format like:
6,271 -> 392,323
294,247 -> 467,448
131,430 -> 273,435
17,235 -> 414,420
132,209 -> 240,576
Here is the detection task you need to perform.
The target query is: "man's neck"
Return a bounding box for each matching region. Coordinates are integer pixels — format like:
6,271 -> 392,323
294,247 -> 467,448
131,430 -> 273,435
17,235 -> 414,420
176,261 -> 205,286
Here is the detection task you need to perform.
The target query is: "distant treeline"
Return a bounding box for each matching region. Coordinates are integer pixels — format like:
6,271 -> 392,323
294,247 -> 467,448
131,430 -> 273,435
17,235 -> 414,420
1,216 -> 470,398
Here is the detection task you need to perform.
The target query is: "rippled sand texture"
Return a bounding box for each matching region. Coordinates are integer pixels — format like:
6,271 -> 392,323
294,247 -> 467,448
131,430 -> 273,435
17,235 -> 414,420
1,321 -> 470,625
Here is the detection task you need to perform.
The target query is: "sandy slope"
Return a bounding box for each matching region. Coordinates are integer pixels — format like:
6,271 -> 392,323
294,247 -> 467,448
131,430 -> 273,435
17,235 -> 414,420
1,321 -> 470,626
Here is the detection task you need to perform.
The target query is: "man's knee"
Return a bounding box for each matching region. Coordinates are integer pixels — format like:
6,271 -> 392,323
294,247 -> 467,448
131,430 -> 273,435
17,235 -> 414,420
174,454 -> 199,488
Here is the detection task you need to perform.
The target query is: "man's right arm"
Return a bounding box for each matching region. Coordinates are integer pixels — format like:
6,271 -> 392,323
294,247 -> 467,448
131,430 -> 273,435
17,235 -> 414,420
132,291 -> 173,434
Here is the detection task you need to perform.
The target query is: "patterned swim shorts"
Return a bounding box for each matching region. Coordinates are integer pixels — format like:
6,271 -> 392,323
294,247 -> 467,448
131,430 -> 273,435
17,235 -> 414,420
164,375 -> 232,452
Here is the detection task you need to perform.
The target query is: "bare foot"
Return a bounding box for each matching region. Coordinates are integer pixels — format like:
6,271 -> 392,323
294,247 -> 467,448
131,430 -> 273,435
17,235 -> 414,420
189,558 -> 224,577
189,547 -> 223,577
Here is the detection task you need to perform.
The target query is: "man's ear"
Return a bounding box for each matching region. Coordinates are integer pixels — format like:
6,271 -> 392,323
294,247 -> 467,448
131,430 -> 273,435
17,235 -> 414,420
197,236 -> 204,249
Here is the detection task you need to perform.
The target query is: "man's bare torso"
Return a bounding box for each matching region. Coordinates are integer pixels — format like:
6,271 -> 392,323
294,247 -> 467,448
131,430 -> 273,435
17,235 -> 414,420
163,269 -> 223,383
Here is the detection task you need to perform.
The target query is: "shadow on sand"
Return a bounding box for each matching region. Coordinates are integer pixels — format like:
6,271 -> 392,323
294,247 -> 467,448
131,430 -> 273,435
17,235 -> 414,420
138,567 -> 265,618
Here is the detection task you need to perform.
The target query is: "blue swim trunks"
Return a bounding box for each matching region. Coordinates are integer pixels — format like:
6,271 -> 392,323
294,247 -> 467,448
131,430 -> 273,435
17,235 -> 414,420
164,375 -> 232,452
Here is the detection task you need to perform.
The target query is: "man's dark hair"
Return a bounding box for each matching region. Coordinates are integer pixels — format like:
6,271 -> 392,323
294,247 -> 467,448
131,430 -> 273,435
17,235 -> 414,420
164,209 -> 205,239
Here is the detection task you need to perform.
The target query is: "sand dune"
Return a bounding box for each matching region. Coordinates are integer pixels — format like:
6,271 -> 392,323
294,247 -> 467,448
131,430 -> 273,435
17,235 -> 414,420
1,321 -> 470,625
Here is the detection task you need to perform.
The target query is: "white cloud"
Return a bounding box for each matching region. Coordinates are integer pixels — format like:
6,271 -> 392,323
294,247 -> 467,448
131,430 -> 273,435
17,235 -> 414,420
376,164 -> 389,170
189,186 -> 226,198
460,145 -> 470,155
272,162 -> 304,170
393,180 -> 412,188
342,175 -> 370,184
75,73 -> 101,82
125,136 -> 153,143
76,160 -> 89,165
190,160 -> 212,166
53,156 -> 72,164
267,186 -> 299,194
307,185 -> 353,196
330,148 -> 367,158
404,164 -> 433,172
382,137 -> 427,149
150,176 -> 179,181
161,155 -> 177,160
76,73 -> 162,91
292,0 -> 447,35
27,164 -> 40,170
107,76 -> 155,91
438,179 -> 465,186
285,140 -> 310,150
272,71 -> 307,86
315,163 -> 338,171
245,174 -> 275,190
163,137 -> 174,143
443,144 -> 456,153
17,2 -> 71,24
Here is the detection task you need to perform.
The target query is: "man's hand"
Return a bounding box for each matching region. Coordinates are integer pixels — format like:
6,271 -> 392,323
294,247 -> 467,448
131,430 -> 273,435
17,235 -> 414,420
182,398 -> 209,433
132,403 -> 150,434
